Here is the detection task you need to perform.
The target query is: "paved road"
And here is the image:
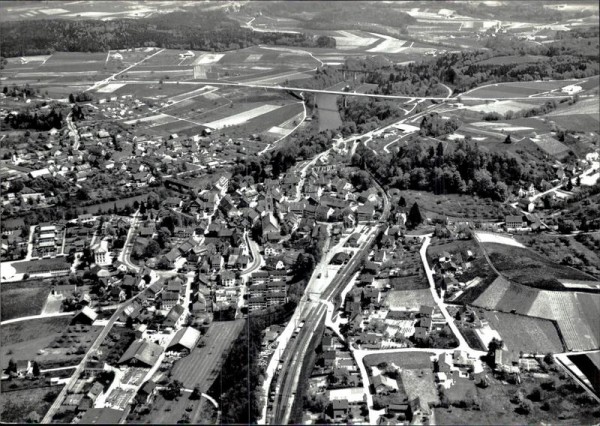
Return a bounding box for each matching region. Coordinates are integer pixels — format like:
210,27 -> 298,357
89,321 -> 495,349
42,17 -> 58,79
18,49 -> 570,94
0,311 -> 74,326
41,300 -> 130,423
117,210 -> 141,273
117,79 -> 575,102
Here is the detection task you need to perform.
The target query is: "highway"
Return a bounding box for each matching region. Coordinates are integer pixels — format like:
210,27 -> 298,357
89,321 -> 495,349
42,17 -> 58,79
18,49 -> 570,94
115,79 -> 576,102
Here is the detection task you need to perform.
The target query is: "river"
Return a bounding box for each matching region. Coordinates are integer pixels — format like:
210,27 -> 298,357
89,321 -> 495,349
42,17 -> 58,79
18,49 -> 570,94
315,93 -> 342,132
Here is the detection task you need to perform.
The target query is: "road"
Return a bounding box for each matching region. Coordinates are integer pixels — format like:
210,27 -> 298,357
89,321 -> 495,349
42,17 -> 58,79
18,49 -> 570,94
117,79 -> 575,102
0,311 -> 75,326
117,210 -> 142,273
419,235 -> 485,354
66,112 -> 81,151
240,230 -> 263,280
85,48 -> 166,93
41,295 -> 137,423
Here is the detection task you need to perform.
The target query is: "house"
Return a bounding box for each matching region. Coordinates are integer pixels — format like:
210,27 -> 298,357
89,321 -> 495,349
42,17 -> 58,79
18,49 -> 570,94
328,387 -> 365,404
323,350 -> 337,368
330,252 -> 350,265
87,382 -> 104,403
419,305 -> 434,318
220,270 -> 236,287
72,306 -> 98,325
163,304 -> 185,328
505,215 -> 526,230
137,381 -> 158,404
371,374 -> 399,394
356,204 -> 375,222
161,291 -> 180,310
118,339 -> 163,368
166,327 -> 201,355
331,399 -> 349,420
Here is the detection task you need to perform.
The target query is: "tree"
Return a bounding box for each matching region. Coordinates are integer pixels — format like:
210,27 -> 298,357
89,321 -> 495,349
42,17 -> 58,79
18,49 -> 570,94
407,202 -> 423,227
504,134 -> 512,144
144,240 -> 161,258
190,385 -> 202,400
7,358 -> 17,374
398,196 -> 406,208
31,361 -> 40,377
487,337 -> 504,355
565,178 -> 573,191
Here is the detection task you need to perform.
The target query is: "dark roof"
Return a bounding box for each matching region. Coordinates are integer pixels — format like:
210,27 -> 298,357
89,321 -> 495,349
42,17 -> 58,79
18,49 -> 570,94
118,339 -> 163,367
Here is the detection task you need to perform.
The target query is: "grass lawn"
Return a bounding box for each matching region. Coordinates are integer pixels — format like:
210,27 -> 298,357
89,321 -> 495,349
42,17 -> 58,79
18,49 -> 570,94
0,386 -> 62,423
0,280 -> 52,321
483,242 -> 596,290
364,352 -> 434,370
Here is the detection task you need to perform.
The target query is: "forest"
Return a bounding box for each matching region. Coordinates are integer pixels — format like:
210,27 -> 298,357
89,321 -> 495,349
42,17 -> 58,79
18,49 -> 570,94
2,108 -> 64,131
352,137 -> 555,201
347,27 -> 599,95
0,10 -> 335,57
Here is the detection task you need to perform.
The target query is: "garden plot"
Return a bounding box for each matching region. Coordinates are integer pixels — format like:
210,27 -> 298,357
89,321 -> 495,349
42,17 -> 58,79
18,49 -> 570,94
333,30 -> 380,50
367,33 -> 408,53
204,104 -> 282,129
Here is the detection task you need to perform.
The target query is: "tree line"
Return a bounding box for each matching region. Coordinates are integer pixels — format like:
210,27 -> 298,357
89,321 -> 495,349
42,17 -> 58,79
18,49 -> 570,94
0,10 -> 335,57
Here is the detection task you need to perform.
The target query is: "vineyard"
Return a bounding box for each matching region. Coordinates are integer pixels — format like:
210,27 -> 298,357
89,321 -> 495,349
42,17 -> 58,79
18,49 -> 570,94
474,278 -> 600,351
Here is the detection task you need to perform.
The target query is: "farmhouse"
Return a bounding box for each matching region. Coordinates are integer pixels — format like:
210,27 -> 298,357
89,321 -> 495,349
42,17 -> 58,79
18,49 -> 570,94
118,339 -> 163,368
505,215 -> 526,230
72,306 -> 98,325
166,327 -> 201,355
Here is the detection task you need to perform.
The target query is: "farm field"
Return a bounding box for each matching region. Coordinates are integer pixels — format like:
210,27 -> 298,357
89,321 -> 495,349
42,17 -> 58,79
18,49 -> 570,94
205,104 -> 282,129
481,311 -> 564,354
0,316 -> 71,369
171,320 -> 244,389
383,289 -> 435,311
363,352 -> 433,370
473,278 -> 600,351
1,280 -> 52,321
483,242 -> 596,290
0,386 -> 62,423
